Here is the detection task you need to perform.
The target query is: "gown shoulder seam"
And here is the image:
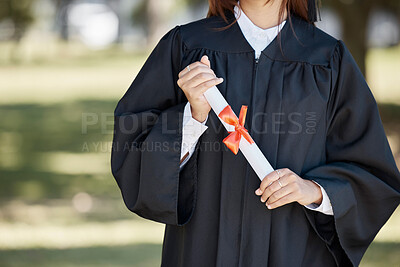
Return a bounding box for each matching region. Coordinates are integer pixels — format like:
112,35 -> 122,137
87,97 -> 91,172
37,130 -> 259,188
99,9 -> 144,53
181,44 -> 336,67
176,25 -> 190,53
262,52 -> 331,67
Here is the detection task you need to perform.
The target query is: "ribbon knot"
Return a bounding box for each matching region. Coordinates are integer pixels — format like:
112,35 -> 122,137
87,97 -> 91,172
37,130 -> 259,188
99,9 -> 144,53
218,105 -> 254,155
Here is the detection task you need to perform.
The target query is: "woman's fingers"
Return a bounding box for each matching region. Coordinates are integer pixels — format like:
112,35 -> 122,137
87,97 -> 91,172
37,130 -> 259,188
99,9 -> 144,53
181,76 -> 221,101
179,65 -> 215,84
259,173 -> 292,202
255,167 -> 323,209
192,77 -> 224,95
266,182 -> 296,205
182,72 -> 217,90
177,66 -> 211,89
179,60 -> 212,78
177,62 -> 219,97
200,55 -> 211,68
176,55 -> 221,122
257,168 -> 290,194
266,192 -> 297,209
178,61 -> 203,78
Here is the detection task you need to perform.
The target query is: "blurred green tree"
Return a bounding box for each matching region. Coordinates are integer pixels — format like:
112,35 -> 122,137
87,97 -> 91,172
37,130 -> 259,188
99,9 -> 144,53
132,0 -> 179,46
185,0 -> 205,7
55,0 -> 73,41
0,0 -> 35,42
326,0 -> 400,76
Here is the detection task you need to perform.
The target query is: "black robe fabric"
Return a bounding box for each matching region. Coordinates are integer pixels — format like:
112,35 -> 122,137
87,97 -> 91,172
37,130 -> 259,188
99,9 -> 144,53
111,11 -> 400,267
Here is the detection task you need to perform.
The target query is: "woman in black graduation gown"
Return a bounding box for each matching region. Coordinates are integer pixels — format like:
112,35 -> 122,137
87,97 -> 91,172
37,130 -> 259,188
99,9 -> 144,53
111,0 -> 400,266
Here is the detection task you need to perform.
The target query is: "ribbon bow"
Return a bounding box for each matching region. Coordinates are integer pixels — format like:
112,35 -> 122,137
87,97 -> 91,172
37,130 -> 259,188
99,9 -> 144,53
218,105 -> 254,155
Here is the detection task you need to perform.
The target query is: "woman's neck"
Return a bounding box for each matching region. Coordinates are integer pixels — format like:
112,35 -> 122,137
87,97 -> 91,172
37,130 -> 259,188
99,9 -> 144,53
238,0 -> 287,29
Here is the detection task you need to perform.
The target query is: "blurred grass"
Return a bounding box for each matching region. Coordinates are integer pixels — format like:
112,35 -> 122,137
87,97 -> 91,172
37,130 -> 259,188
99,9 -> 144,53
367,45 -> 400,103
0,101 -> 118,201
0,242 -> 398,267
0,244 -> 163,267
0,42 -> 148,104
0,43 -> 399,266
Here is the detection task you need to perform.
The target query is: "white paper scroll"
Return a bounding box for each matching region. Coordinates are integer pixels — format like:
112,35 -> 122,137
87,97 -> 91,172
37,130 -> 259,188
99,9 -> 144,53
203,86 -> 275,181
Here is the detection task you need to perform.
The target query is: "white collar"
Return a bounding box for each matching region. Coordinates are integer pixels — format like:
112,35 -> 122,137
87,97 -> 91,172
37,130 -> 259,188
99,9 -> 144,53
233,3 -> 286,59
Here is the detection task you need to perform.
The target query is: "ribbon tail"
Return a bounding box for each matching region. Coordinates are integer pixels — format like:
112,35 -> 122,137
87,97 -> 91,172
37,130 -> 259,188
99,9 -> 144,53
241,130 -> 254,144
238,105 -> 248,126
222,132 -> 241,155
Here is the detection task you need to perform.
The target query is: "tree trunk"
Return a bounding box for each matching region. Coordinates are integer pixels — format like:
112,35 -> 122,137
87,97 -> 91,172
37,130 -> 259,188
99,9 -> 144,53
331,2 -> 373,77
146,0 -> 176,47
56,0 -> 73,41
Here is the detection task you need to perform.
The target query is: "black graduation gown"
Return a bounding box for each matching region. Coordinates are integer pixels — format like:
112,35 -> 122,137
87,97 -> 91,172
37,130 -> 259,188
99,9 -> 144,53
111,11 -> 400,267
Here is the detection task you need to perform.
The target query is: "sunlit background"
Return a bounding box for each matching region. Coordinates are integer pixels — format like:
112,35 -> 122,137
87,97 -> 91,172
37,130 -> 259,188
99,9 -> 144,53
0,0 -> 399,266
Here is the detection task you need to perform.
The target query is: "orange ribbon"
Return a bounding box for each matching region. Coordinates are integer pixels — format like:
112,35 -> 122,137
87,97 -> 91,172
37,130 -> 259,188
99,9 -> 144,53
218,105 -> 254,155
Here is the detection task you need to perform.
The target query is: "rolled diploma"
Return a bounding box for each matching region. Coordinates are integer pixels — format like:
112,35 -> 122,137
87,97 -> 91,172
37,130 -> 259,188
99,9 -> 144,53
203,86 -> 275,181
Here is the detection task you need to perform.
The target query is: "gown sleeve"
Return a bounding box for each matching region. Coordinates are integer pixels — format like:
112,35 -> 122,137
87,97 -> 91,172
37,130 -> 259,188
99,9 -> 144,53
111,25 -> 200,226
301,40 -> 400,266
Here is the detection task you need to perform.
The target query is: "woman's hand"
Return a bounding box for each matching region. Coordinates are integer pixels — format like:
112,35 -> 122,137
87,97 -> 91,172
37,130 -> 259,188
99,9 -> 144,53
255,168 -> 323,209
177,55 -> 223,123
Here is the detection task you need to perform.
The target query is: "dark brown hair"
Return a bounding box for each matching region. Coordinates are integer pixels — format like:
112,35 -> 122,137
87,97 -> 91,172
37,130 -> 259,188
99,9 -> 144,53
207,0 -> 319,29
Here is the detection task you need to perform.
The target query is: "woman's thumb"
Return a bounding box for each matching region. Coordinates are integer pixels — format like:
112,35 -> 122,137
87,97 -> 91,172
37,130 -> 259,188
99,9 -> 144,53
201,55 -> 211,68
